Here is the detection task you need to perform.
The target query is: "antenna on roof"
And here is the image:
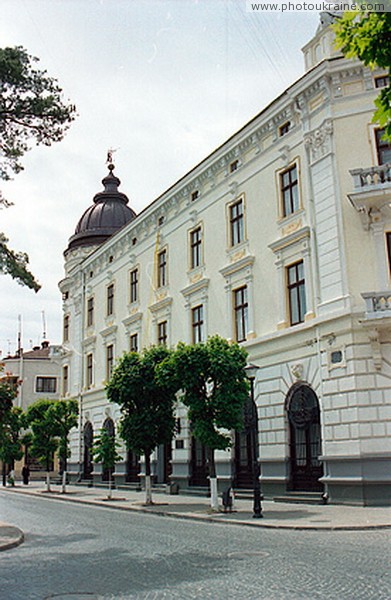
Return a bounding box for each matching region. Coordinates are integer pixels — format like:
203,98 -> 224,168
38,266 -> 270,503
17,314 -> 22,356
42,310 -> 47,341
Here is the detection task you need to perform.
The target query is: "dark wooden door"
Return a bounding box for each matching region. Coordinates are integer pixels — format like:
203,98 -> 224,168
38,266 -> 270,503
83,422 -> 93,479
190,437 -> 208,487
234,429 -> 255,488
126,450 -> 140,483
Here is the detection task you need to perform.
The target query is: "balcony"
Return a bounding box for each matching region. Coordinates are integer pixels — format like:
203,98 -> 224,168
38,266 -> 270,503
348,164 -> 391,229
361,291 -> 391,370
362,291 -> 391,321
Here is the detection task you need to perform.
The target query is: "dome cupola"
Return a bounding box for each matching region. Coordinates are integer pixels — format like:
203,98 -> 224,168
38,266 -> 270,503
67,164 -> 136,251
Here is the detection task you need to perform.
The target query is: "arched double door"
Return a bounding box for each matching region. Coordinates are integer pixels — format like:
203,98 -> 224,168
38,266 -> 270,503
102,417 -> 115,482
234,395 -> 258,488
189,436 -> 209,487
286,383 -> 323,492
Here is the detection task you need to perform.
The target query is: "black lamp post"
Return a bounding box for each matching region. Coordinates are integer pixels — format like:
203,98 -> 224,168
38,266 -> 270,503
244,363 -> 263,519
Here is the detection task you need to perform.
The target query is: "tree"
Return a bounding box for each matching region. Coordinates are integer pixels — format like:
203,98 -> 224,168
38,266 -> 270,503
0,407 -> 25,486
0,45 -> 77,289
0,367 -> 18,485
168,336 -> 249,510
46,399 -> 78,493
92,428 -> 122,500
333,11 -> 391,139
26,399 -> 59,492
106,346 -> 178,505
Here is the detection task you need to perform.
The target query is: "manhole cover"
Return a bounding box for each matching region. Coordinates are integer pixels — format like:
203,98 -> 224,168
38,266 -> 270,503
228,551 -> 270,559
45,595 -> 99,599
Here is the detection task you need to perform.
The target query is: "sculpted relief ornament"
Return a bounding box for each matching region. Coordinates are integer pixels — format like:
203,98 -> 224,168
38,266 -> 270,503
304,119 -> 333,164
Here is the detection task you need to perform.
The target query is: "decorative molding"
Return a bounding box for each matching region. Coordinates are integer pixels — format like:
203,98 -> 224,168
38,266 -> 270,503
304,119 -> 333,164
219,255 -> 255,279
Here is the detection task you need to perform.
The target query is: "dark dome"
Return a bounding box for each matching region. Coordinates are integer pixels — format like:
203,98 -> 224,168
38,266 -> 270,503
67,165 -> 136,251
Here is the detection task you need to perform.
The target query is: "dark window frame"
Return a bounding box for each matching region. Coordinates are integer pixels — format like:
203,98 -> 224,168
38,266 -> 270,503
86,353 -> 93,388
107,284 -> 114,316
230,199 -> 244,247
130,268 -> 138,303
130,333 -> 138,353
287,261 -> 306,326
192,305 -> 204,344
62,365 -> 68,396
281,164 -> 299,217
157,320 -> 168,346
157,249 -> 167,288
233,286 -> 248,343
190,227 -> 202,269
87,297 -> 94,327
106,344 -> 114,379
375,129 -> 391,165
36,376 -> 57,394
63,315 -> 69,342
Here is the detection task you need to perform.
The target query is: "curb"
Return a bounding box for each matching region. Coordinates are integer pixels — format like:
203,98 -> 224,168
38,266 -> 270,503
5,488 -> 391,531
0,526 -> 24,552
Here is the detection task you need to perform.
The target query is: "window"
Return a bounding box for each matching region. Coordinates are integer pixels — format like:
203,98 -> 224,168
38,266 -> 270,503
63,315 -> 69,342
157,321 -> 167,346
87,297 -> 94,327
191,190 -> 199,202
36,377 -> 57,394
375,129 -> 391,165
130,333 -> 138,352
233,286 -> 248,342
62,366 -> 68,396
107,284 -> 114,316
279,121 -> 291,137
287,261 -> 306,325
158,215 -> 165,226
130,269 -> 138,303
281,164 -> 299,217
190,227 -> 202,269
106,344 -> 114,379
86,353 -> 93,387
375,75 -> 390,88
157,249 -> 167,287
230,199 -> 244,247
230,159 -> 239,173
192,305 -> 204,343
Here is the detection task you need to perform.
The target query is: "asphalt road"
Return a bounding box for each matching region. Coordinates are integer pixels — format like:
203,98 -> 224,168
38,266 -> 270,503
0,491 -> 390,600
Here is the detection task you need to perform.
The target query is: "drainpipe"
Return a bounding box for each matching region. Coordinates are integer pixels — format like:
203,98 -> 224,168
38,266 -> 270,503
316,325 -> 329,503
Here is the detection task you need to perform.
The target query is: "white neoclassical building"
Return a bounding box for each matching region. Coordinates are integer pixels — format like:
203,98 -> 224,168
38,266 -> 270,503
59,15 -> 391,506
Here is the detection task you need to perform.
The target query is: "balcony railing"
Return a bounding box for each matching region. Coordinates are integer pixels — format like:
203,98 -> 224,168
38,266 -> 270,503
362,291 -> 391,319
350,164 -> 391,191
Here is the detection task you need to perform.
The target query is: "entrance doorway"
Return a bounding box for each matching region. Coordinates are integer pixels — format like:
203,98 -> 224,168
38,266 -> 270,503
189,436 -> 208,487
286,383 -> 323,492
234,395 -> 258,488
83,422 -> 93,479
126,449 -> 140,483
102,417 -> 115,482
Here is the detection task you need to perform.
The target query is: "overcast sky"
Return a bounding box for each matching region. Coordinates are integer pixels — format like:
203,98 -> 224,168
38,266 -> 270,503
0,0 -> 320,356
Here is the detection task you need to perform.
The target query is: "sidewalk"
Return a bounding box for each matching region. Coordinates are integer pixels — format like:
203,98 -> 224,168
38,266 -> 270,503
1,480 -> 390,547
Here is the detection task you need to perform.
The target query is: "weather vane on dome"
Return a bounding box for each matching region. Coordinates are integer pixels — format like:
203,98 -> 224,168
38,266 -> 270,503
106,147 -> 119,168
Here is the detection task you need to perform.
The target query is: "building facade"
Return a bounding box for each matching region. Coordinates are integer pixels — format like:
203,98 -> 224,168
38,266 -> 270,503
59,17 -> 391,505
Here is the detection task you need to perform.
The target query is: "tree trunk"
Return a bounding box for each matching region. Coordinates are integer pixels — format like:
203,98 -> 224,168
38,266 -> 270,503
144,451 -> 152,505
108,471 -> 112,500
61,470 -> 67,494
46,471 -> 51,493
2,462 -> 6,487
207,447 -> 219,511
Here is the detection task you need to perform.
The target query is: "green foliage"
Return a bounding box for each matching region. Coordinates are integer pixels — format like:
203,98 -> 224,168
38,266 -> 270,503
0,372 -> 17,424
169,336 -> 249,452
0,232 -> 40,291
0,406 -> 25,465
92,428 -> 122,471
106,346 -> 178,459
0,45 -> 76,290
0,46 -> 77,180
46,399 -> 78,469
333,11 -> 391,139
26,399 -> 59,471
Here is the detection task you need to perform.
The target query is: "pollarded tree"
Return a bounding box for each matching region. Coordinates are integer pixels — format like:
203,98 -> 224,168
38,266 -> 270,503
0,45 -> 77,290
46,399 -> 78,493
106,346 -> 178,505
92,428 -> 122,500
333,11 -> 391,138
26,399 -> 59,492
169,336 -> 249,510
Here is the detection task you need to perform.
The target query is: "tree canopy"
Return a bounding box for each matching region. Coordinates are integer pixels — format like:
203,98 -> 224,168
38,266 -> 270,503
0,45 -> 77,290
333,11 -> 391,138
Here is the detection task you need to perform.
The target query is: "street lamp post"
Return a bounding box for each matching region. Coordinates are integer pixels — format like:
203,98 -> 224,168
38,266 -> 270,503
244,363 -> 263,519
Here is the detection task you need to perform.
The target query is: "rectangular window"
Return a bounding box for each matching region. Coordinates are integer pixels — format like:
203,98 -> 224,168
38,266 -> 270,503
86,353 -> 93,388
230,199 -> 244,247
62,366 -> 68,396
107,284 -> 114,316
279,121 -> 291,137
157,250 -> 167,287
375,129 -> 391,165
63,315 -> 69,342
287,261 -> 306,326
157,321 -> 167,346
230,159 -> 239,173
190,227 -> 202,269
130,268 -> 138,303
233,286 -> 248,342
36,377 -> 57,394
281,164 -> 299,217
192,305 -> 204,344
106,344 -> 114,379
87,297 -> 94,327
375,75 -> 390,88
130,333 -> 138,352
191,190 -> 199,202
